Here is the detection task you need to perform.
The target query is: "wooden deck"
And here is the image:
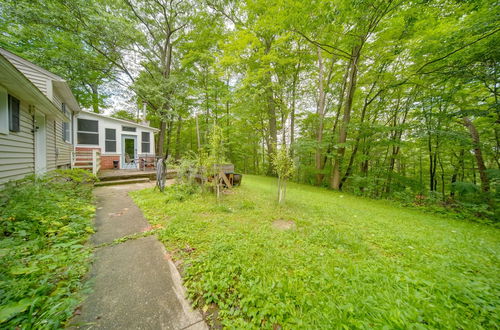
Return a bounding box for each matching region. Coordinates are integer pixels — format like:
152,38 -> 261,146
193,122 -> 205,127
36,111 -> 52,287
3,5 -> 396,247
98,169 -> 176,181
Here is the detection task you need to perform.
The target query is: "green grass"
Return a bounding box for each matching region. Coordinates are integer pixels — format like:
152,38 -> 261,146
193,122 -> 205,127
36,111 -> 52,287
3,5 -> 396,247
131,175 -> 500,329
0,170 -> 95,328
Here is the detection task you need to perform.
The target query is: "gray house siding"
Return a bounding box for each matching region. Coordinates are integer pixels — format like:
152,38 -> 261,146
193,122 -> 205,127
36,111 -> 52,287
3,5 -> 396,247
0,101 -> 35,185
46,118 -> 57,171
5,56 -> 49,96
55,121 -> 72,168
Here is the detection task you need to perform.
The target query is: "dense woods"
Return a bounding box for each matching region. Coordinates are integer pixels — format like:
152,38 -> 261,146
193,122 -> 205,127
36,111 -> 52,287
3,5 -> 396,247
1,0 -> 498,219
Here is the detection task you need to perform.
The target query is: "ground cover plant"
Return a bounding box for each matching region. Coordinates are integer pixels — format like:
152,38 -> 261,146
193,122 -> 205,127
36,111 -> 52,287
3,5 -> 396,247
0,169 -> 95,328
131,175 -> 500,328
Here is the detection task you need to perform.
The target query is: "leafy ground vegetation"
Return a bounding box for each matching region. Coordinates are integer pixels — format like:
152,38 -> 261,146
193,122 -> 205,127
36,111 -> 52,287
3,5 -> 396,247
131,175 -> 499,329
0,170 -> 95,328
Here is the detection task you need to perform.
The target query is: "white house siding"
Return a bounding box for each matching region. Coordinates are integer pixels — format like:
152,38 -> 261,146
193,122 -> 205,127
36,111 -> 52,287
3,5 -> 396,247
6,56 -> 49,96
0,101 -> 34,185
75,112 -> 156,156
53,93 -> 63,110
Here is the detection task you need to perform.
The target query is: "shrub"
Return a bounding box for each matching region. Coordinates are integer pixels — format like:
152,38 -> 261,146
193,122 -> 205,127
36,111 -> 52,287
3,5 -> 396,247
165,183 -> 201,202
0,170 -> 95,328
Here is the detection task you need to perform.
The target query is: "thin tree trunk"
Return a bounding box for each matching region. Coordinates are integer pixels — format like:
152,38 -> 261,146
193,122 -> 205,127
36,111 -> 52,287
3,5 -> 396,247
264,38 -> 277,175
165,119 -> 173,159
463,117 -> 490,192
315,47 -> 327,185
290,62 -> 300,157
91,84 -> 99,113
331,45 -> 361,190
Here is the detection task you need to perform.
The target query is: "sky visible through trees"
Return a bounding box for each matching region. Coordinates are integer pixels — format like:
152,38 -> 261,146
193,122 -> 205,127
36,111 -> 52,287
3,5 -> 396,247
0,0 -> 498,219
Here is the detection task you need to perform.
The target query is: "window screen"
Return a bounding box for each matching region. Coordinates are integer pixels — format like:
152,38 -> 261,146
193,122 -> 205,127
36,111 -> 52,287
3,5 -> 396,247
141,132 -> 150,153
78,118 -> 98,132
8,95 -> 20,132
77,132 -> 98,144
77,118 -> 98,145
122,126 -> 136,132
105,128 -> 116,152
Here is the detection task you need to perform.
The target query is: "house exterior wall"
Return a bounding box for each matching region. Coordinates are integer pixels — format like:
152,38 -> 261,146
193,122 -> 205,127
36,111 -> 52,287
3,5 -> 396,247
0,99 -> 35,186
74,112 -> 156,170
0,92 -> 73,187
55,120 -> 72,168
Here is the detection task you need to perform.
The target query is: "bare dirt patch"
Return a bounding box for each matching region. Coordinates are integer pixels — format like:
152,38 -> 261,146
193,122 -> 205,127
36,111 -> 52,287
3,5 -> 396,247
272,219 -> 296,230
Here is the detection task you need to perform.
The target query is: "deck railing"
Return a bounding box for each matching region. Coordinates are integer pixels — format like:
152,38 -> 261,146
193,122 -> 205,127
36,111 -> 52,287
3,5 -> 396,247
71,149 -> 101,175
92,149 -> 101,175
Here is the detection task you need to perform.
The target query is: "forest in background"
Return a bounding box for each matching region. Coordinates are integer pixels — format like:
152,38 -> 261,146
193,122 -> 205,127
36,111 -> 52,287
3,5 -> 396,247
0,0 -> 498,220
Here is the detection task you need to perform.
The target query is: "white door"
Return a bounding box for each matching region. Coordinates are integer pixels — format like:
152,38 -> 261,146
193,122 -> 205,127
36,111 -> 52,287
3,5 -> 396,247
121,135 -> 137,169
34,113 -> 47,174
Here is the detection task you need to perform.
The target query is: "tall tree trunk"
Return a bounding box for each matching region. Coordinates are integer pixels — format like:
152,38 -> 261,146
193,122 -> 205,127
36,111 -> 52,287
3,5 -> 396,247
463,117 -> 490,192
385,99 -> 409,194
159,35 -> 172,159
90,84 -> 99,113
157,121 -> 167,157
165,119 -> 174,159
331,45 -> 361,190
315,47 -> 327,185
290,62 -> 300,157
264,39 -> 277,175
339,81 -> 382,189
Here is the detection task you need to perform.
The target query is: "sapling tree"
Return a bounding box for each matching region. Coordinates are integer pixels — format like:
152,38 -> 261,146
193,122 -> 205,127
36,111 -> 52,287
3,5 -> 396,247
205,124 -> 226,201
272,147 -> 295,204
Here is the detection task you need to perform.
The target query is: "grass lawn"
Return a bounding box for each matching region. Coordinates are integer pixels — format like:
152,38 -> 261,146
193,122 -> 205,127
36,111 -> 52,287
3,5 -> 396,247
131,175 -> 499,328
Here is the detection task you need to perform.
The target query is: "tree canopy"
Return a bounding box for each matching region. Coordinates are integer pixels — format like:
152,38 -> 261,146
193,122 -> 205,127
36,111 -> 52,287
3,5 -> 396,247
0,0 -> 498,219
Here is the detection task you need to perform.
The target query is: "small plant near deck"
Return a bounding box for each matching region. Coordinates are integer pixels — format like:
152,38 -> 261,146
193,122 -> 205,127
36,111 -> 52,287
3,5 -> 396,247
205,124 -> 226,202
0,170 -> 95,328
272,147 -> 295,204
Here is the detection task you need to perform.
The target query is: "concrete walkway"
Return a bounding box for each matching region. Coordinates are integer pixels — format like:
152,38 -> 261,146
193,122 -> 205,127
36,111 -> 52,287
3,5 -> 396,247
70,182 -> 206,330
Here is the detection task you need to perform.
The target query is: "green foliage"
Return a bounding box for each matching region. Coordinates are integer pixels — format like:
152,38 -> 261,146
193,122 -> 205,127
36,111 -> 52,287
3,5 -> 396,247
272,147 -> 294,181
206,124 -> 226,174
0,171 -> 95,328
111,110 -> 138,122
131,175 -> 500,328
49,168 -> 98,185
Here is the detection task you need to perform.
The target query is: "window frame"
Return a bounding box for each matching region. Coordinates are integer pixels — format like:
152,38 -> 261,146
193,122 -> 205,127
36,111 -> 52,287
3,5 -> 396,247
141,131 -> 151,153
122,126 -> 136,132
105,128 -> 117,153
77,118 -> 99,145
8,95 -> 20,132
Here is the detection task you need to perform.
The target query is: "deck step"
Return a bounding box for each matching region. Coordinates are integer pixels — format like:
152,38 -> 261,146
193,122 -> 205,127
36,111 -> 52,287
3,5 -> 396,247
94,178 -> 151,187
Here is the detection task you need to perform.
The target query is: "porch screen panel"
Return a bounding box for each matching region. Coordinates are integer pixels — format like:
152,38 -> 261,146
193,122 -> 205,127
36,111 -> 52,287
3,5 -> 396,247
105,128 -> 116,152
141,132 -> 150,153
77,119 -> 98,145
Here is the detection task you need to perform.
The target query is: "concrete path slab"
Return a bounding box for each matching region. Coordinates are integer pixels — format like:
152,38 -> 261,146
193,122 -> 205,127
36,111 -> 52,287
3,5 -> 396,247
70,182 -> 206,330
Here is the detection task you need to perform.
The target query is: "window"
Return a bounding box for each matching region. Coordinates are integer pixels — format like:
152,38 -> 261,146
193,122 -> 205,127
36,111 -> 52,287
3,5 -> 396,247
105,128 -> 116,152
77,118 -> 98,144
122,126 -> 136,132
8,95 -> 20,132
141,132 -> 150,153
62,104 -> 71,143
62,122 -> 71,142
